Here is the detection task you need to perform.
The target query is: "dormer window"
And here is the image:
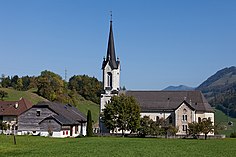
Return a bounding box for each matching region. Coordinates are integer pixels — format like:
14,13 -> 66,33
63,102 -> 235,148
14,102 -> 18,109
36,110 -> 41,116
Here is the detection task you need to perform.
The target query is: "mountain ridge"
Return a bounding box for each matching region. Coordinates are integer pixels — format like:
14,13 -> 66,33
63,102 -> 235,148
163,85 -> 195,91
196,66 -> 236,117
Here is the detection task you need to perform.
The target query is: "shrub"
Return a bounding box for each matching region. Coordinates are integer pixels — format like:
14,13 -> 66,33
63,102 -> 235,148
230,132 -> 236,138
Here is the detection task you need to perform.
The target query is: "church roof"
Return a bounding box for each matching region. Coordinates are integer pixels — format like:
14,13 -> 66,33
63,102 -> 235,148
102,20 -> 120,70
125,90 -> 214,112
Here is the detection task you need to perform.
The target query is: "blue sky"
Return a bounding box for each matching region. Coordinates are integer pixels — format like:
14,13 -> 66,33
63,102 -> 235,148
0,0 -> 235,90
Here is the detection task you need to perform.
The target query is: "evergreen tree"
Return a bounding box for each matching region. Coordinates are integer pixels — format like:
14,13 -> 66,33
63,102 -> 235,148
86,110 -> 93,137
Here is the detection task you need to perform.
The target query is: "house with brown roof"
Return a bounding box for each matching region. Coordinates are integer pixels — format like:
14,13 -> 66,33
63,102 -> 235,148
0,97 -> 33,134
18,101 -> 87,137
99,18 -> 214,136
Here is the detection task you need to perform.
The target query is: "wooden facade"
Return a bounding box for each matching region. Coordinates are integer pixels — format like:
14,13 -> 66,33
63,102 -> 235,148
18,107 -> 56,131
17,102 -> 87,137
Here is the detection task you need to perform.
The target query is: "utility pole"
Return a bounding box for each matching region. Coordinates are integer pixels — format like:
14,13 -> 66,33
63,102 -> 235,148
65,68 -> 67,82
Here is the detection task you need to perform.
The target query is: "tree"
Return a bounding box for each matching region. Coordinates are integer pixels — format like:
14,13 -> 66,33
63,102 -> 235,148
0,90 -> 8,101
16,78 -> 23,91
200,118 -> 214,140
102,94 -> 141,136
167,125 -> 178,136
68,75 -> 102,104
188,118 -> 214,140
188,122 -> 201,139
138,116 -> 151,137
0,75 -> 11,88
11,75 -> 19,89
37,70 -> 65,101
86,110 -> 93,137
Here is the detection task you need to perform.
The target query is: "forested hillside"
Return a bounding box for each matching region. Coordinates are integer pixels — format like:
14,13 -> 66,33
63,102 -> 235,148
0,71 -> 101,123
196,66 -> 236,117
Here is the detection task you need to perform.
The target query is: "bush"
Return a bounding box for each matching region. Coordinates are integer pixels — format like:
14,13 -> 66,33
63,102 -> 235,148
230,132 -> 236,138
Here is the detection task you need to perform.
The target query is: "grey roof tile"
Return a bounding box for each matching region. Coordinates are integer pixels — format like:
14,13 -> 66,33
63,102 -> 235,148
125,90 -> 214,112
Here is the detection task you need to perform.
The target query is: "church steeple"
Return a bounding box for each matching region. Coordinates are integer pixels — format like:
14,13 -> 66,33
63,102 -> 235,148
102,14 -> 119,70
100,13 -> 121,133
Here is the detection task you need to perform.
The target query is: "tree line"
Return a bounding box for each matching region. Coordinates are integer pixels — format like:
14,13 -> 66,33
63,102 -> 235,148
0,71 -> 102,104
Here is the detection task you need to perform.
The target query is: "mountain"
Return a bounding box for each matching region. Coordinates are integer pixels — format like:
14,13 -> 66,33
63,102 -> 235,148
196,66 -> 236,117
163,85 -> 195,91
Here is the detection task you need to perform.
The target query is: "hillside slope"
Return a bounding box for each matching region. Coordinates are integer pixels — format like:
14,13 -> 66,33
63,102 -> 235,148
0,88 -> 47,104
215,109 -> 236,137
196,66 -> 236,117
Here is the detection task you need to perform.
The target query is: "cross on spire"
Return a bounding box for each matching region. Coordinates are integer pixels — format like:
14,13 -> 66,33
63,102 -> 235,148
110,11 -> 112,22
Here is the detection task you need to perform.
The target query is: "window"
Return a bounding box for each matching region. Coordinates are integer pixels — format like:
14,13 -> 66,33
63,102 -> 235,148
198,117 -> 201,123
182,125 -> 187,131
36,110 -> 41,116
156,116 -> 159,121
75,126 -> 78,133
182,115 -> 187,121
107,72 -> 112,88
169,116 -> 172,123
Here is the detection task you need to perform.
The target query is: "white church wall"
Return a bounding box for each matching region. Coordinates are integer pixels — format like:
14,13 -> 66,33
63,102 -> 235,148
103,63 -> 120,91
100,94 -> 112,112
140,112 -> 171,121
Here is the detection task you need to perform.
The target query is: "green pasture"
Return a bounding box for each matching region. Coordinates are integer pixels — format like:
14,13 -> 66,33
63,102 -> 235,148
0,135 -> 236,157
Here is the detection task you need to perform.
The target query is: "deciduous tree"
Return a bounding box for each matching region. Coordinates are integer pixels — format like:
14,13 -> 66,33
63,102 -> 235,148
102,94 -> 141,136
0,90 -> 8,101
37,70 -> 65,101
68,75 -> 102,104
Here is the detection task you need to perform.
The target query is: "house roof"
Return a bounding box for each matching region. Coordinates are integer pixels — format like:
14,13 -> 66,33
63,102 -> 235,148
39,115 -> 77,126
35,102 -> 86,125
0,98 -> 33,116
102,20 -> 120,70
124,90 -> 214,112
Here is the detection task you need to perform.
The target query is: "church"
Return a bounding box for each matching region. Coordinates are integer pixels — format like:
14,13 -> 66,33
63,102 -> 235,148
100,18 -> 214,136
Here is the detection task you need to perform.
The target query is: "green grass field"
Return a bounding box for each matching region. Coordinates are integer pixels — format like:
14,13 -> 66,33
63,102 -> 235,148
0,88 -> 47,104
0,135 -> 236,157
214,109 -> 236,136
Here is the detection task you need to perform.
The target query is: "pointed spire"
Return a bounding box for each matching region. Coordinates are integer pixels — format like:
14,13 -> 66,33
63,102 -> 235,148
102,12 -> 119,70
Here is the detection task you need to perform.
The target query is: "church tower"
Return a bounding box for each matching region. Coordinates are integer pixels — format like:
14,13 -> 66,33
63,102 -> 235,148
100,16 -> 120,132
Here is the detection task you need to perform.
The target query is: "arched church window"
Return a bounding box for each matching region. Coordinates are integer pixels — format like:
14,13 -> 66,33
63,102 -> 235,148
107,72 -> 112,88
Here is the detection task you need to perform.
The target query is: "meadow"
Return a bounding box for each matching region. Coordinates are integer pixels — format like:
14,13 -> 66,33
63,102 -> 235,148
1,135 -> 236,157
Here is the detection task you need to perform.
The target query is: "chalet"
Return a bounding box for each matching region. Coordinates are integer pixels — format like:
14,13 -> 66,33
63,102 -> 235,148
99,17 -> 214,135
18,102 -> 87,138
0,97 -> 33,134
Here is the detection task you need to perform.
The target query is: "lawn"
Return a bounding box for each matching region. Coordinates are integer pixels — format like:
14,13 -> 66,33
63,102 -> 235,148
0,135 -> 236,157
215,109 -> 236,137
